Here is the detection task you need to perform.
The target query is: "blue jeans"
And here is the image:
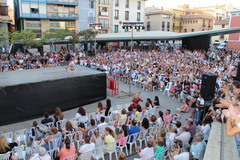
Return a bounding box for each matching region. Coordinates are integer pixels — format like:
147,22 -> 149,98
195,110 -> 203,125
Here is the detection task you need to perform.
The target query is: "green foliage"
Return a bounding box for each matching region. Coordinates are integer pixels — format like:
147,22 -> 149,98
79,29 -> 99,42
69,31 -> 80,49
0,29 -> 9,47
42,30 -> 69,43
11,30 -> 41,47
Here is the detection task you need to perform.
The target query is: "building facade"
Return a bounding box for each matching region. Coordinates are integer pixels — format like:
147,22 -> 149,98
212,18 -> 229,43
0,0 -> 11,52
167,8 -> 184,33
95,0 -> 112,33
145,9 -> 173,32
181,15 -> 214,32
14,0 -> 79,35
79,0 -> 96,31
112,0 -> 146,33
228,8 -> 240,51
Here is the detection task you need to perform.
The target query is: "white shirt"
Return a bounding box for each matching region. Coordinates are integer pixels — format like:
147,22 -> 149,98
201,124 -> 211,141
140,147 -> 154,160
175,132 -> 191,143
29,154 -> 51,160
79,143 -> 95,159
174,152 -> 189,160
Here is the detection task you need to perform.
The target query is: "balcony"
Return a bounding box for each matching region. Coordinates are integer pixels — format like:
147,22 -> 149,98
99,12 -> 109,17
172,25 -> 182,29
208,25 -> 212,28
202,24 -> 206,27
47,12 -> 78,20
46,0 -> 78,6
173,16 -> 183,20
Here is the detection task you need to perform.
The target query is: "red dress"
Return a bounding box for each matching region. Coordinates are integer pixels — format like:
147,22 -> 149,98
130,97 -> 143,109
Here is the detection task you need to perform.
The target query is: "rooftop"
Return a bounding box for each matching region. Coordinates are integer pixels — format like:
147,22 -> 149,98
145,10 -> 173,16
214,18 -> 229,25
183,14 -> 215,20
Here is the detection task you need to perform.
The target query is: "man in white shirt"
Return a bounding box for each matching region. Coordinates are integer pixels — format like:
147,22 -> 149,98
78,135 -> 95,159
135,141 -> 154,160
172,143 -> 190,160
195,94 -> 205,125
175,125 -> 191,143
190,133 -> 206,160
29,147 -> 51,160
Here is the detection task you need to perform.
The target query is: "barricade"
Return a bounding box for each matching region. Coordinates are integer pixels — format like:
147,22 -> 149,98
107,78 -> 119,96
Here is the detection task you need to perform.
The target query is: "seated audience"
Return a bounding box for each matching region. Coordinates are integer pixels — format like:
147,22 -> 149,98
41,112 -> 53,124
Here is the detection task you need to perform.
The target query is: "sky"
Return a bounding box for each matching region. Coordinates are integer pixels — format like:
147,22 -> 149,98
7,0 -> 240,9
146,0 -> 240,9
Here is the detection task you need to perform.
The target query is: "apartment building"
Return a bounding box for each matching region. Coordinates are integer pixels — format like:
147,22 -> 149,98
112,0 -> 146,33
79,0 -> 96,31
14,0 -> 79,35
0,0 -> 11,52
167,8 -> 185,33
228,8 -> 240,51
212,18 -> 229,43
182,15 -> 214,32
145,9 -> 173,32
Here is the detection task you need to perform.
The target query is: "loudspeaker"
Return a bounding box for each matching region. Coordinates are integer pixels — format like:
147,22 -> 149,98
200,74 -> 217,101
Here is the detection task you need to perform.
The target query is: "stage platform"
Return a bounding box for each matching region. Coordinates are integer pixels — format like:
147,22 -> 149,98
0,66 -> 106,126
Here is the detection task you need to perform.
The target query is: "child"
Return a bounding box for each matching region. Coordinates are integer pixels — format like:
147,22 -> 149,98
65,57 -> 75,71
130,94 -> 143,109
180,99 -> 190,113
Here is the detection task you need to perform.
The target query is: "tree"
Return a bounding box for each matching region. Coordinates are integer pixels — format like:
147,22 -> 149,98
78,29 -> 99,42
68,31 -> 80,50
0,29 -> 9,50
11,30 -> 41,50
42,30 -> 69,51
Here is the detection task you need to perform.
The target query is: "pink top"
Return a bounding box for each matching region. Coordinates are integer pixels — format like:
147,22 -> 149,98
60,145 -> 76,160
164,114 -> 172,122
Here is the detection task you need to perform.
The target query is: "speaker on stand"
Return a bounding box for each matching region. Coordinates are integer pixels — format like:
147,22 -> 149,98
200,73 -> 217,122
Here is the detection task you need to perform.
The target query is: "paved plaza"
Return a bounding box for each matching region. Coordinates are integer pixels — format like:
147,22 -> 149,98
0,77 -> 190,159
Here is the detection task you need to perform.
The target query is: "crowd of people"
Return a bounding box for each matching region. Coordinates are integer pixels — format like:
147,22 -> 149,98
0,47 -> 240,160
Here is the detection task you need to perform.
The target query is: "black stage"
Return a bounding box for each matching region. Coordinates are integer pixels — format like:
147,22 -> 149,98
0,66 -> 106,126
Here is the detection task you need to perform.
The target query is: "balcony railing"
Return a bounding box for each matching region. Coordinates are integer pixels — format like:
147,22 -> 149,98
47,12 -> 78,19
173,16 -> 183,20
46,0 -> 78,4
99,12 -> 109,16
173,25 -> 182,29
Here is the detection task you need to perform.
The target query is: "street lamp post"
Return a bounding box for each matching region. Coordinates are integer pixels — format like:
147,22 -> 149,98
118,22 -> 145,97
89,23 -> 102,56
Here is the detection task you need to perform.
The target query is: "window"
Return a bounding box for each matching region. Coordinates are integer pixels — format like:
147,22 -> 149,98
89,1 -> 94,9
196,20 -> 198,23
184,29 -> 187,32
220,35 -> 224,39
0,6 -> 8,16
125,11 -> 129,20
222,24 -> 225,28
173,23 -> 175,27
99,0 -> 108,5
25,20 -> 41,34
137,1 -> 141,9
115,10 -> 119,19
99,19 -> 109,28
191,29 -> 194,32
115,0 -> 119,7
147,22 -> 150,31
137,12 -> 140,21
162,28 -> 164,31
114,25 -> 119,33
126,0 -> 129,8
162,15 -> 170,19
88,11 -> 95,23
31,8 -> 39,14
167,22 -> 170,28
162,21 -> 165,29
99,7 -> 109,16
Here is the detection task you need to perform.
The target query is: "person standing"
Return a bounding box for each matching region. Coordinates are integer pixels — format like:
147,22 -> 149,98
195,94 -> 205,125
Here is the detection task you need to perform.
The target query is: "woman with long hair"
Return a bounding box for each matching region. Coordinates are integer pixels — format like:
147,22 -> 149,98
0,136 -> 17,154
153,96 -> 160,108
104,127 -> 116,151
54,107 -> 64,127
104,99 -> 111,116
57,138 -> 76,160
200,116 -> 213,143
141,118 -> 150,130
75,107 -> 88,123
